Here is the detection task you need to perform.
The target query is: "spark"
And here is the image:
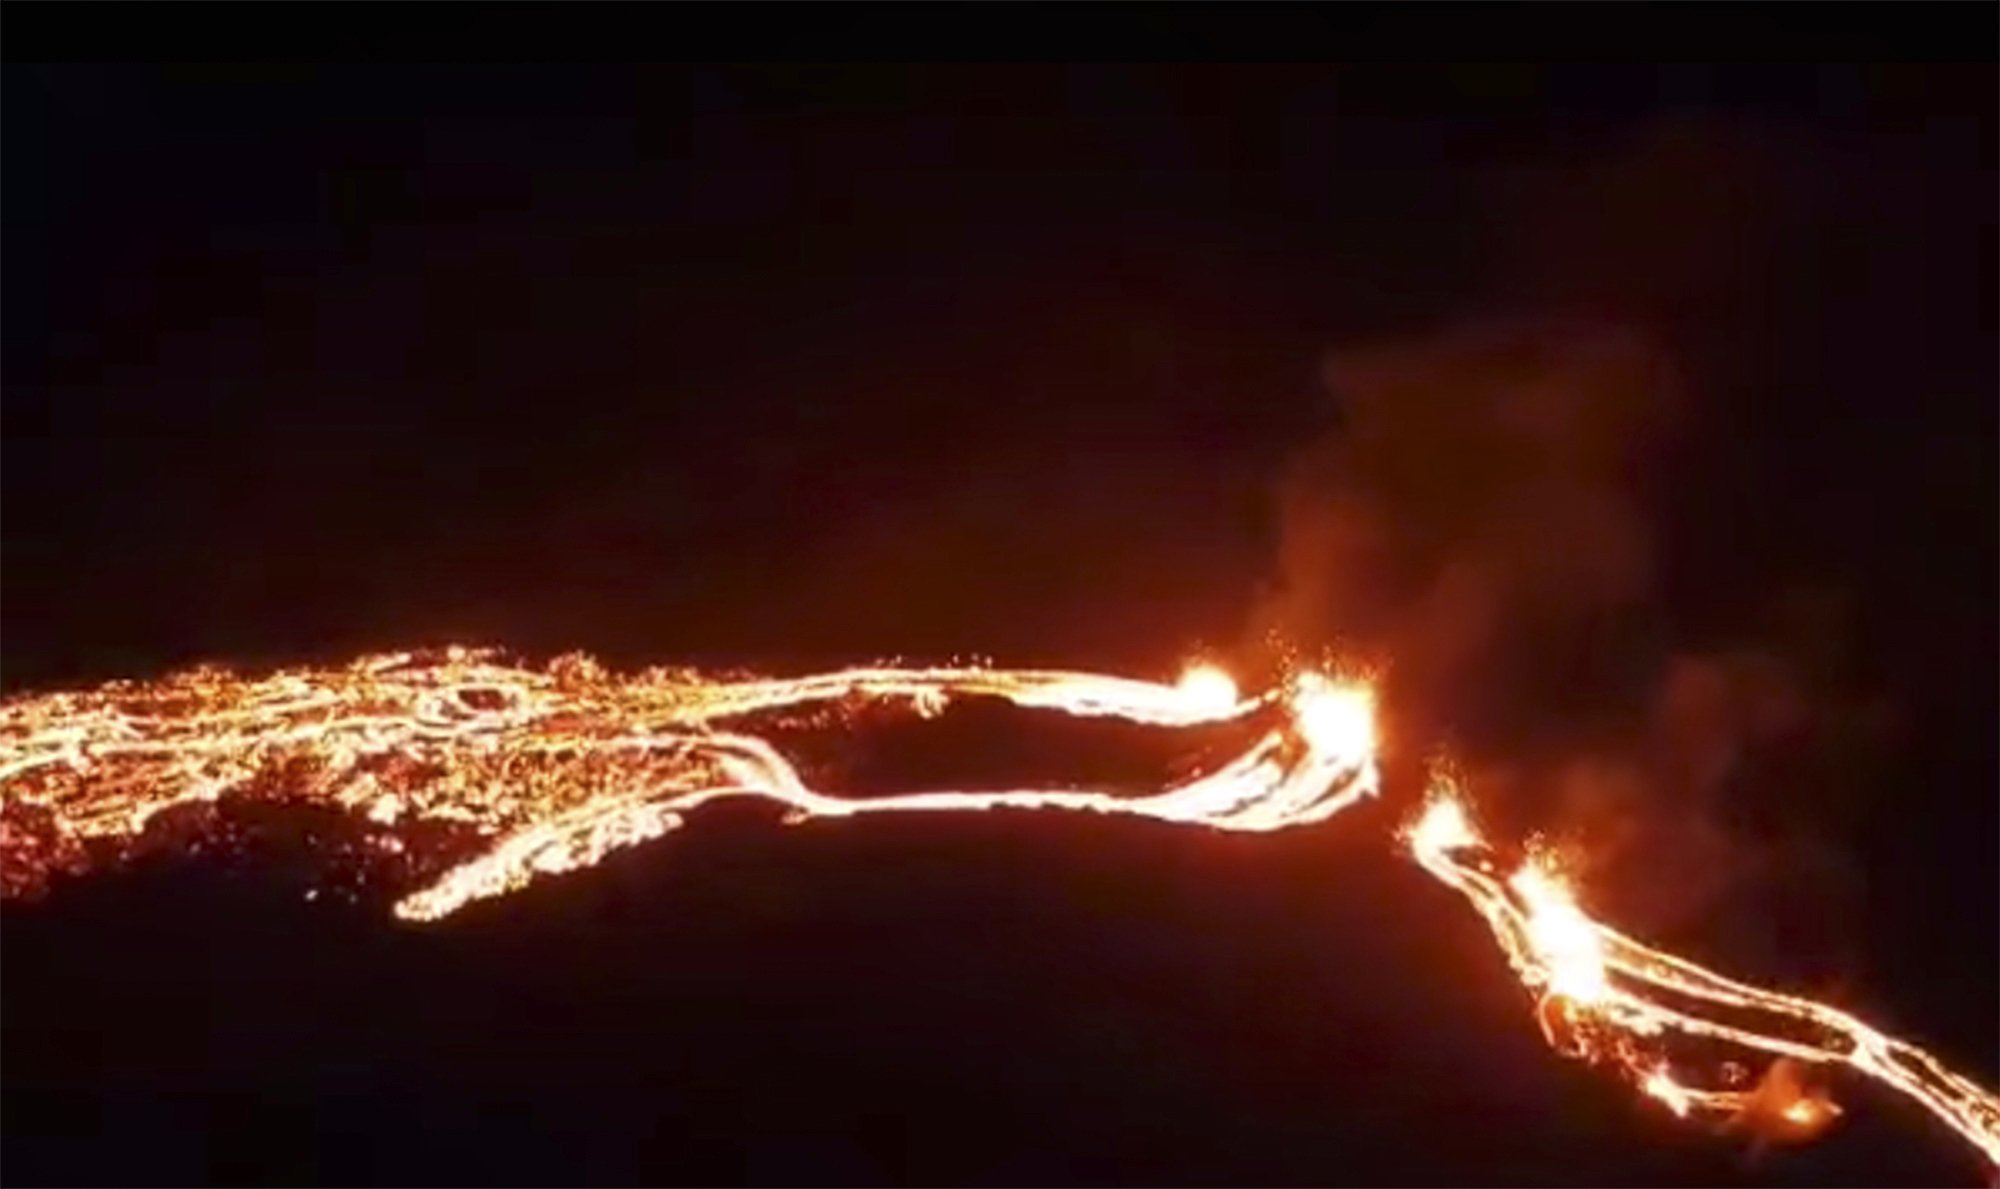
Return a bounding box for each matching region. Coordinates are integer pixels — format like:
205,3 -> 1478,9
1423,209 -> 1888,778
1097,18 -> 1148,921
1406,789 -> 2000,1167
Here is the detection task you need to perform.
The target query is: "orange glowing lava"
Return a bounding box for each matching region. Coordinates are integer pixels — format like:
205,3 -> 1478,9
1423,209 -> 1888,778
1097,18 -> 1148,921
3,647 -> 1994,1171
1175,663 -> 1241,718
0,650 -> 1376,922
1407,789 -> 2000,1167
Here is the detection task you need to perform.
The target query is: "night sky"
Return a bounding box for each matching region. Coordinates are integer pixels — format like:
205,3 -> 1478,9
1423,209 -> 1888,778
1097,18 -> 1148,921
4,20 -> 1995,1189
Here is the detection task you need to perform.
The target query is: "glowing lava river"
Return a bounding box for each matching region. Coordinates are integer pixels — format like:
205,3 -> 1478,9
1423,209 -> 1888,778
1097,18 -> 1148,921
1,648 -> 1994,1170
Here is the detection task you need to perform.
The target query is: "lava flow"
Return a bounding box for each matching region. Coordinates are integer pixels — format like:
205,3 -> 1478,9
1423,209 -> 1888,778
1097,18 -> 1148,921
3,648 -> 1996,1172
1407,790 -> 2000,1167
0,649 -> 1378,922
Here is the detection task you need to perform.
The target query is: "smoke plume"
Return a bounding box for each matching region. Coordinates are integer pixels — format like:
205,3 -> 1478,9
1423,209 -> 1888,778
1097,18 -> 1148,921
1253,119 -> 1893,960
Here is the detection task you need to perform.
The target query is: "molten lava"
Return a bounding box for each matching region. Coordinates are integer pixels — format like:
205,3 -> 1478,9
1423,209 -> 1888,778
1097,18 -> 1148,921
1174,663 -> 1240,718
1407,790 -> 2000,1167
0,650 -> 1377,922
2,647 -> 1995,1170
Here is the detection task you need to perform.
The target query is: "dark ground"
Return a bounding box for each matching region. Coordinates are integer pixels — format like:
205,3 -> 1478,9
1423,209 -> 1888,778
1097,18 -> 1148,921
1,797 -> 1987,1187
3,20 -> 1995,1189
